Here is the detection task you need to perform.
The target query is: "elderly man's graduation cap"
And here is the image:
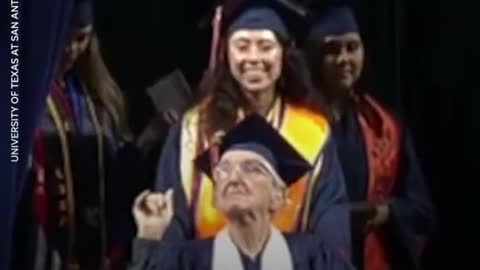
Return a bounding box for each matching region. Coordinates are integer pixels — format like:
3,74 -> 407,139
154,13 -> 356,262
195,114 -> 312,186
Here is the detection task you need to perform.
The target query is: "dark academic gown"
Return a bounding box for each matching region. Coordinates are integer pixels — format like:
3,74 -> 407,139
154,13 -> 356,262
332,102 -> 434,270
128,234 -> 354,270
12,74 -> 144,270
153,121 -> 351,256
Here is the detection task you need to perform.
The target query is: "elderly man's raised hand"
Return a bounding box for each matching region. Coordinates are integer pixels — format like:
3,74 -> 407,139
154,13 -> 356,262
133,189 -> 174,240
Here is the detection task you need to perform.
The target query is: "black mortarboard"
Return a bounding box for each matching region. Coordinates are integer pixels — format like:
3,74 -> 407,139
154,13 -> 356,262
194,114 -> 312,186
307,3 -> 359,43
146,69 -> 193,116
72,0 -> 94,27
201,0 -> 311,69
223,0 -> 310,40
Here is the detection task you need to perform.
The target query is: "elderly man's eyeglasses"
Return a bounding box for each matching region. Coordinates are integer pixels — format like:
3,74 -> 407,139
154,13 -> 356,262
213,159 -> 271,182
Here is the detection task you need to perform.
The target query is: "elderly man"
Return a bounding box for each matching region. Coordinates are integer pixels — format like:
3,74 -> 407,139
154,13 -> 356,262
129,114 -> 353,270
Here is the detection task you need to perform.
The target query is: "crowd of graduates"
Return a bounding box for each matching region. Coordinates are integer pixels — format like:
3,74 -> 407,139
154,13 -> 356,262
2,0 -> 438,270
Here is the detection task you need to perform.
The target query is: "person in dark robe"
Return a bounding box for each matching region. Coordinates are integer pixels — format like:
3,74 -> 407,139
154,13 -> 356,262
129,114 -> 355,270
304,4 -> 435,270
150,0 -> 352,257
12,1 -> 143,269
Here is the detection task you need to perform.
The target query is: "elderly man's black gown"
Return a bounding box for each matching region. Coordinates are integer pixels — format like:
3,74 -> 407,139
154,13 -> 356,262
128,234 -> 354,270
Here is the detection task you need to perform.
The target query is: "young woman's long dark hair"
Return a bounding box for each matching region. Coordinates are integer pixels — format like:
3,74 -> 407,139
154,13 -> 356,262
75,31 -> 132,141
196,35 -> 330,140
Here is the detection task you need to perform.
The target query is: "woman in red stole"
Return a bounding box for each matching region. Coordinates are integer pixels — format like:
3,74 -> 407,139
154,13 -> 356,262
305,4 -> 435,270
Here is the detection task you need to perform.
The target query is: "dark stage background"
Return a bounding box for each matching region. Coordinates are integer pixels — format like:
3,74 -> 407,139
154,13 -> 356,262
95,0 -> 478,269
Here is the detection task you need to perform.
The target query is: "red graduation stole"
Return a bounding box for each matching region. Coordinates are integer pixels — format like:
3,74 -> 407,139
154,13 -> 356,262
33,129 -> 48,228
180,101 -> 330,239
33,80 -> 75,229
33,80 -> 113,269
357,94 -> 401,270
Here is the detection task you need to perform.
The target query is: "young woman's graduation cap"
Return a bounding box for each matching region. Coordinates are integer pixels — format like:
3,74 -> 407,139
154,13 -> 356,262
222,0 -> 310,40
194,114 -> 312,187
307,3 -> 359,43
202,0 -> 311,70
